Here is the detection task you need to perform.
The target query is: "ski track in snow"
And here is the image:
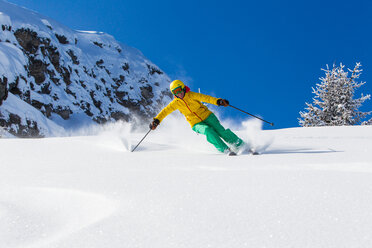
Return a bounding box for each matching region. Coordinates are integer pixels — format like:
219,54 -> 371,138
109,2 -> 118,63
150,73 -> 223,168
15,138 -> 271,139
0,187 -> 117,248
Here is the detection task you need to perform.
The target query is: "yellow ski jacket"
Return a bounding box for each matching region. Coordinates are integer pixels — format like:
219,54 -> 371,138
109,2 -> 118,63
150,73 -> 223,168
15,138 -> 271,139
155,89 -> 219,127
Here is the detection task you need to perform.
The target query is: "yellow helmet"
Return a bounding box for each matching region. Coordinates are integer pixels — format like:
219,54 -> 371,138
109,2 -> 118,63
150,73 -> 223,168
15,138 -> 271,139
170,80 -> 185,93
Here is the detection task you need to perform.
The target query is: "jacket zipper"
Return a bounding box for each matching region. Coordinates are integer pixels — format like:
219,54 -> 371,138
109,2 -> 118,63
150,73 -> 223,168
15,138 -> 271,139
181,99 -> 203,122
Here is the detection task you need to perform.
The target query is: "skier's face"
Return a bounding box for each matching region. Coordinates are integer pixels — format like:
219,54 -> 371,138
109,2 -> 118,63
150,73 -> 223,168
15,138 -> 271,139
172,86 -> 185,99
175,91 -> 185,99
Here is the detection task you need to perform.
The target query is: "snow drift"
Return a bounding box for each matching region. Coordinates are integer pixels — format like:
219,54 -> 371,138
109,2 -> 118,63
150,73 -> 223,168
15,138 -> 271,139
0,125 -> 372,248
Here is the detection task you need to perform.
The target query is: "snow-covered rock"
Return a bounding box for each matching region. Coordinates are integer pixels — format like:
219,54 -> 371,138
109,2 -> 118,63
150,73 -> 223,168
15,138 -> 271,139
0,0 -> 172,137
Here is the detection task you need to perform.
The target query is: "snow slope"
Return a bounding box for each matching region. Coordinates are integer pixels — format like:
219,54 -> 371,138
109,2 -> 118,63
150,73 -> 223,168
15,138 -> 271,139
0,123 -> 372,248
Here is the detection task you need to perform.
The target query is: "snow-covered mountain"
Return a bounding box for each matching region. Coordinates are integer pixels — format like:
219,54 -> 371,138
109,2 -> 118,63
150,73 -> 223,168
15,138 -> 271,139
0,0 -> 172,137
1,122 -> 372,247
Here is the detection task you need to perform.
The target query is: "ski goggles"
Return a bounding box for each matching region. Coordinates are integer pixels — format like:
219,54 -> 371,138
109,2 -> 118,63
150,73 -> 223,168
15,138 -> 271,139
172,86 -> 183,95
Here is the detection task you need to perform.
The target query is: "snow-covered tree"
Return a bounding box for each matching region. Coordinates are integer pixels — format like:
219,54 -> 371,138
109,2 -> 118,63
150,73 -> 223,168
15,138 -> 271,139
299,63 -> 371,127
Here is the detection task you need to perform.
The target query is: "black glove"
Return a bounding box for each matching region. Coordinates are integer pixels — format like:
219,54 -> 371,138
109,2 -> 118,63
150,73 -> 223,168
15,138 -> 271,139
217,99 -> 229,107
149,118 -> 160,130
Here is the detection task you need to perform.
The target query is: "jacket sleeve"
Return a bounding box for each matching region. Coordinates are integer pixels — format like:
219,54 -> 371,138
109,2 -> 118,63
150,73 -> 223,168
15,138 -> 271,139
154,100 -> 178,123
191,92 -> 219,105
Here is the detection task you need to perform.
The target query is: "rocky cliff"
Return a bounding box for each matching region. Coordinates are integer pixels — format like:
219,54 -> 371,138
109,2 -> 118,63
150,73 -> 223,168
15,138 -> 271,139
0,1 -> 172,137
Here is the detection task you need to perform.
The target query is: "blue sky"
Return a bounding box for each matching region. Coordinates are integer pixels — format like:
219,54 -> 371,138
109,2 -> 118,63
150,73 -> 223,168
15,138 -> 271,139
7,0 -> 372,128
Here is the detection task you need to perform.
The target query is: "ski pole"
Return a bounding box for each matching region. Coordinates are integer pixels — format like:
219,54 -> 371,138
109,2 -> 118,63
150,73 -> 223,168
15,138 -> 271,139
229,105 -> 274,126
131,129 -> 151,152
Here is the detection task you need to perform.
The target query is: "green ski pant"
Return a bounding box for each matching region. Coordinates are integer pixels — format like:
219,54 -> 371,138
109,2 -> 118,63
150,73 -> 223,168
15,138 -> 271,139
192,113 -> 243,153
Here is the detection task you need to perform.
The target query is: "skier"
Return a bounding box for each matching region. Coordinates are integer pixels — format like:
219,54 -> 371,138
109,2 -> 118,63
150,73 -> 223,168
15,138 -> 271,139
150,80 -> 244,155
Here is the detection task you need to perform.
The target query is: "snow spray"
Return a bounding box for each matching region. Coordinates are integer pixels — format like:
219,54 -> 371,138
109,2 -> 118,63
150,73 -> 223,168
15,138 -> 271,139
237,119 -> 274,154
97,121 -> 133,151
